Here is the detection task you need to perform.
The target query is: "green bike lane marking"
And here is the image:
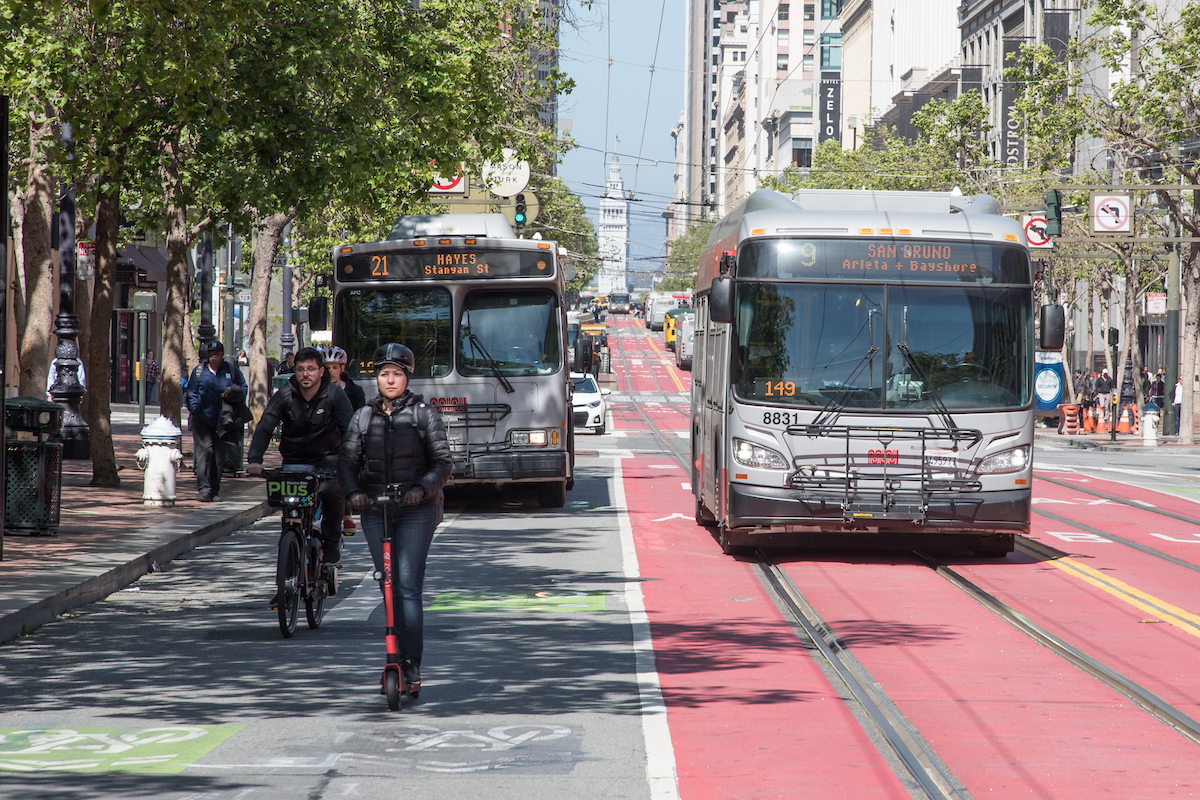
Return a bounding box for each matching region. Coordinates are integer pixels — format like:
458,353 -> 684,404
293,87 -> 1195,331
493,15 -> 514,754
429,591 -> 606,613
0,725 -> 242,774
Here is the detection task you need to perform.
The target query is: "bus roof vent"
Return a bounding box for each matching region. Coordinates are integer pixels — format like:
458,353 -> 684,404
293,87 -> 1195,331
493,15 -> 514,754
385,214 -> 516,241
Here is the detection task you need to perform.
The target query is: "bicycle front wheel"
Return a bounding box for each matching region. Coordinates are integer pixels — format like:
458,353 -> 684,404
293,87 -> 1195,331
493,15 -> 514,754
277,529 -> 302,638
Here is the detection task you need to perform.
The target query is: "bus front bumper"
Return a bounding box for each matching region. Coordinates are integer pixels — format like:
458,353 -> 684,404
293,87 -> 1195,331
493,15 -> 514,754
725,482 -> 1030,535
452,450 -> 569,485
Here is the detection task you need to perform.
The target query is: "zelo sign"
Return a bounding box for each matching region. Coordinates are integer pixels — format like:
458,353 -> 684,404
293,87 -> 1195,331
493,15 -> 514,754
818,73 -> 841,144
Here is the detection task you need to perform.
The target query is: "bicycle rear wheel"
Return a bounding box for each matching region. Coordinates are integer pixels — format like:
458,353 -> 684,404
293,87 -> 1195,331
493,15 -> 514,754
277,529 -> 302,638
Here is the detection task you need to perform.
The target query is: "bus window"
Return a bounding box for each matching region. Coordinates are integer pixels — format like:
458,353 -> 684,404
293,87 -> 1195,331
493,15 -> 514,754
335,288 -> 453,378
458,290 -> 562,376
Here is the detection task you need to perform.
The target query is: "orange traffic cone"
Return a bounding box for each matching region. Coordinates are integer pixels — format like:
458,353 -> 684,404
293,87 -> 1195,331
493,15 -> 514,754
1083,407 -> 1095,433
1117,405 -> 1132,433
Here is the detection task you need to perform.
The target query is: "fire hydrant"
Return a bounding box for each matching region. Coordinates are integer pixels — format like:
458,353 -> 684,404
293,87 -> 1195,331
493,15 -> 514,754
1142,408 -> 1159,447
135,417 -> 184,506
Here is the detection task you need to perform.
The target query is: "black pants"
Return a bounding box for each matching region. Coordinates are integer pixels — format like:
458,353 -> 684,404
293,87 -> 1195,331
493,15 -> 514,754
192,418 -> 223,499
286,454 -> 345,560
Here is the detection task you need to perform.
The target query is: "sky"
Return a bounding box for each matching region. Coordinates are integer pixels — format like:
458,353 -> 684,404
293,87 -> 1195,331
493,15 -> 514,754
555,0 -> 686,286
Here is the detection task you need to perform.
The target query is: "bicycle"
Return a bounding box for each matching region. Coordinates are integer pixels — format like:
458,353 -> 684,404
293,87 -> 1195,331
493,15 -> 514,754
264,465 -> 339,638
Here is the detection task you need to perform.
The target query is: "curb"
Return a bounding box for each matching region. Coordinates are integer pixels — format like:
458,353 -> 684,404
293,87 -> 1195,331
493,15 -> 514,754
0,499 -> 272,646
1034,432 -> 1200,454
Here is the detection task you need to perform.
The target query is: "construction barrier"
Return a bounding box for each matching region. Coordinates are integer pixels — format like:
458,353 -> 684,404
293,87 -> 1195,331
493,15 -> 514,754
1059,404 -> 1080,435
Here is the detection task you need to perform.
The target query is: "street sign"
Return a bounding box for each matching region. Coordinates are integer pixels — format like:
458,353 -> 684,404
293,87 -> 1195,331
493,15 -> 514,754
430,164 -> 467,194
1022,215 -> 1053,249
76,241 -> 95,280
1092,192 -> 1131,233
481,148 -> 530,197
1146,292 -> 1166,314
237,289 -> 253,304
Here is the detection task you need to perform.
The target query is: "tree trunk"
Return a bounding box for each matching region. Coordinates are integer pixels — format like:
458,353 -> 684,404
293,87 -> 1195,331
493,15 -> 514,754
161,197 -> 190,428
19,115 -> 55,398
10,188 -> 27,342
1122,256 -> 1143,410
246,211 -> 293,432
87,184 -> 121,486
76,200 -> 94,421
1085,289 -> 1094,376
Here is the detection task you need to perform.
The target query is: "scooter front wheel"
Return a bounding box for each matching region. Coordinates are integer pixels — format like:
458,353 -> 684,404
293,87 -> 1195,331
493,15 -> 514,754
385,669 -> 401,711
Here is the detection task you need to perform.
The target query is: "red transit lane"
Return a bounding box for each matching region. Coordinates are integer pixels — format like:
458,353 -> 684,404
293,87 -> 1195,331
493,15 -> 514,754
622,457 -> 912,799
777,550 -> 1200,797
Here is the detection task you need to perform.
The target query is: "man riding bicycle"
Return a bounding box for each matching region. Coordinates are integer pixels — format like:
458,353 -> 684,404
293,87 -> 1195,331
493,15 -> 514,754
247,347 -> 353,602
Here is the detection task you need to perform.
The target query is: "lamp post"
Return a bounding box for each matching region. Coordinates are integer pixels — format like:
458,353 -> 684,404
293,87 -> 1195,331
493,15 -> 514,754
48,122 -> 90,459
848,115 -> 858,150
2,93 -> 10,553
197,229 -> 216,353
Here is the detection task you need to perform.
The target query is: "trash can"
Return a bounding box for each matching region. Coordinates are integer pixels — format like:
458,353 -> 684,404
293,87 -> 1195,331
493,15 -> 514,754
5,397 -> 64,534
222,436 -> 244,477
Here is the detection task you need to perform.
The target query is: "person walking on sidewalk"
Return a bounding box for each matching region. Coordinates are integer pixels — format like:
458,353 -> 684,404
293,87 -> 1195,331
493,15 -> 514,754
1149,369 -> 1166,413
1174,375 -> 1184,430
246,346 -> 353,570
187,341 -> 247,502
1094,369 -> 1113,423
339,343 -> 452,698
145,349 -> 160,404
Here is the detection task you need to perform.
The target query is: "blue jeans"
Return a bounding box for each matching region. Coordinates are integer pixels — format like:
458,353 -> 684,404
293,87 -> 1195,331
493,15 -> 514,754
360,503 -> 439,666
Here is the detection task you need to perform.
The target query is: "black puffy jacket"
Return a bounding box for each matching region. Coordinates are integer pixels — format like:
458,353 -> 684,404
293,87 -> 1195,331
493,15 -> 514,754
338,391 -> 452,505
247,372 -> 352,464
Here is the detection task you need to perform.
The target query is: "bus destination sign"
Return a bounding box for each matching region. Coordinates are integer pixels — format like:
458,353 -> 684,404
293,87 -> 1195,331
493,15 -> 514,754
337,249 -> 554,282
739,238 -> 1030,284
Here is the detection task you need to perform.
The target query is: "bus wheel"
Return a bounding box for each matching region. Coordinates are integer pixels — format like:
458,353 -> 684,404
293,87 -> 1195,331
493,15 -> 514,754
717,522 -> 750,556
538,480 -> 567,508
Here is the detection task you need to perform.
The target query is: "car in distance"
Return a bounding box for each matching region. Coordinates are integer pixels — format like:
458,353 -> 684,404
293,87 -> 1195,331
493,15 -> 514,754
570,372 -> 611,434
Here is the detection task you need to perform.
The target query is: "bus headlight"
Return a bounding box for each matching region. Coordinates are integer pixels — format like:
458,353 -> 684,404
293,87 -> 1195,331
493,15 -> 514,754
733,438 -> 789,470
512,430 -> 548,446
976,446 -> 1029,475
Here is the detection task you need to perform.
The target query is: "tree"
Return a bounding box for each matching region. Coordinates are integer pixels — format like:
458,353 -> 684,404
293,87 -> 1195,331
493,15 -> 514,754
661,219 -> 714,292
1010,0 -> 1200,442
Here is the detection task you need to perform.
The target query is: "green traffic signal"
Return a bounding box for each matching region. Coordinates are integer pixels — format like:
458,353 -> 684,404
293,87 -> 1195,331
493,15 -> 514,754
1044,189 -> 1062,237
514,193 -> 527,226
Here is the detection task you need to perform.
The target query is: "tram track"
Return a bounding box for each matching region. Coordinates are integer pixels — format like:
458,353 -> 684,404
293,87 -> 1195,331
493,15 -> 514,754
609,322 -> 974,799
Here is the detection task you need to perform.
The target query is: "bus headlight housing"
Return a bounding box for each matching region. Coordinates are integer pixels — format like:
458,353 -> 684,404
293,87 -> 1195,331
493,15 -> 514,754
733,438 -> 789,470
512,430 -> 548,446
976,446 -> 1029,475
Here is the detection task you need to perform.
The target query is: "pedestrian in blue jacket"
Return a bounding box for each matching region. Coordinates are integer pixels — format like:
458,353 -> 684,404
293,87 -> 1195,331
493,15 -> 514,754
187,340 -> 247,501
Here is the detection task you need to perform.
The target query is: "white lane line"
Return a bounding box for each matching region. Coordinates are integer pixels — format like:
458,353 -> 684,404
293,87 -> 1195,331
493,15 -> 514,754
612,456 -> 680,800
324,570 -> 381,623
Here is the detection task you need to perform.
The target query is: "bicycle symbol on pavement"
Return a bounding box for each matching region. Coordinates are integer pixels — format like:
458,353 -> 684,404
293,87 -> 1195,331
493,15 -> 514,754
0,726 -> 242,774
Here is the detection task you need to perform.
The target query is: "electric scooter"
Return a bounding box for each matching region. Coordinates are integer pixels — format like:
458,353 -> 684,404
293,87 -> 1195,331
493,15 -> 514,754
374,484 -> 419,711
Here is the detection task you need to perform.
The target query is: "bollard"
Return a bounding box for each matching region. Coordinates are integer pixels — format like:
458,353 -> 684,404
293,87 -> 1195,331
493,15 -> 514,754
135,417 -> 184,506
1142,409 -> 1159,446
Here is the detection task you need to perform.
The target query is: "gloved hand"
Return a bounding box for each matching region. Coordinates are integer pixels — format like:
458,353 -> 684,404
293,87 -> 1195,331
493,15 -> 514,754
401,486 -> 425,507
348,492 -> 370,511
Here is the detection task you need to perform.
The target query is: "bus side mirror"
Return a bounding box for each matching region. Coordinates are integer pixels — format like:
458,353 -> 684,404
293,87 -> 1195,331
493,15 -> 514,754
710,277 -> 734,324
1039,304 -> 1065,350
309,296 -> 330,331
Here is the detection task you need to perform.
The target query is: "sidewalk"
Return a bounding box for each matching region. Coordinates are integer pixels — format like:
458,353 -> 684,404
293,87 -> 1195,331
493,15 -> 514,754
1034,411 -> 1200,453
0,404 -> 278,645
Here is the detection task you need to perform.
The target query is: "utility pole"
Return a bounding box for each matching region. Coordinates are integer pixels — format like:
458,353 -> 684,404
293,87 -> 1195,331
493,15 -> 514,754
1164,146 -> 1181,436
1,93 -> 9,554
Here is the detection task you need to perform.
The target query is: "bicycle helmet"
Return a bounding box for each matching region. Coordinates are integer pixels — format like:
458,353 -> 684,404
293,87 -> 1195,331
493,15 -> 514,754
373,343 -> 415,375
324,345 -> 349,364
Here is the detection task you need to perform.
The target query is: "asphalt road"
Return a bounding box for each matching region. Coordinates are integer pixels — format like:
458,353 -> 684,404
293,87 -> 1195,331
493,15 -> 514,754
0,458 -> 660,800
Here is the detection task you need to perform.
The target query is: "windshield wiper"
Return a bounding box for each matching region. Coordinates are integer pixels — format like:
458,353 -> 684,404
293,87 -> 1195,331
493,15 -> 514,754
809,310 -> 878,431
463,312 -> 515,394
895,305 -> 958,435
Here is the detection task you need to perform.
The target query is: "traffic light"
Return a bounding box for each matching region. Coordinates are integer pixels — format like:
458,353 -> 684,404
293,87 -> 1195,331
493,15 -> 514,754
514,193 -> 528,228
1044,189 -> 1062,237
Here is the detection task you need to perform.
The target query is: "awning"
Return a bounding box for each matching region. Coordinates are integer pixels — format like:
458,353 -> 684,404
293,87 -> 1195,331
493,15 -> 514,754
116,244 -> 168,283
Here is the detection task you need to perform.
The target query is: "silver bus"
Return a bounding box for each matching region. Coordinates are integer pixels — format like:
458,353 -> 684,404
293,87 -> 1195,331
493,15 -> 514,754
691,190 -> 1063,555
332,214 -> 573,507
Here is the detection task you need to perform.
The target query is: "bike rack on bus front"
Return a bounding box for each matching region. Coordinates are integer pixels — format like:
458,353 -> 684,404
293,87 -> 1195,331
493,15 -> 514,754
785,423 -> 984,524
436,403 -> 513,472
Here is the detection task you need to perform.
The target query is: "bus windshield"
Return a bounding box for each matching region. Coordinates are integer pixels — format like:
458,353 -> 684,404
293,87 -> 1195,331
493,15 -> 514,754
458,289 -> 562,376
733,283 -> 1031,411
335,288 -> 453,378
